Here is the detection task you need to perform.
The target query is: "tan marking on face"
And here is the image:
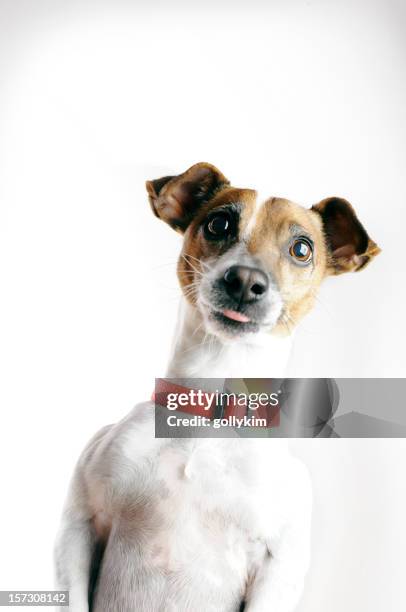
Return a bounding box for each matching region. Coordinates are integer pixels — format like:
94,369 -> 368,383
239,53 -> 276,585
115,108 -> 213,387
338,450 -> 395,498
177,191 -> 330,334
246,197 -> 328,333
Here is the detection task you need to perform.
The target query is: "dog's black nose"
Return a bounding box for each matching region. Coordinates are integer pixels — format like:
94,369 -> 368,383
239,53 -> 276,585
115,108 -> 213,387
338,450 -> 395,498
222,265 -> 269,303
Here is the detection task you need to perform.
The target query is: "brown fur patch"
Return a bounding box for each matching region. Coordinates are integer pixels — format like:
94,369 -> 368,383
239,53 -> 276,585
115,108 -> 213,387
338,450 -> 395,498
312,197 -> 381,274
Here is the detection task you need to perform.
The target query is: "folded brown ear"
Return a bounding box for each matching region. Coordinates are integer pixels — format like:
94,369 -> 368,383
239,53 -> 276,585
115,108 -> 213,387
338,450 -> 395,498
146,162 -> 230,232
312,197 -> 381,274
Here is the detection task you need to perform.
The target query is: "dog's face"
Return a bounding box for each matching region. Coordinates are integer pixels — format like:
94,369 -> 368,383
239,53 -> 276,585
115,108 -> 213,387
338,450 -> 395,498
147,163 -> 380,341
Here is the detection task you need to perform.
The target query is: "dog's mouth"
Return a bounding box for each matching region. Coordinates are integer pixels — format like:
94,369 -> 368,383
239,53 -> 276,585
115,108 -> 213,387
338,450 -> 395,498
209,308 -> 261,336
221,309 -> 251,323
196,274 -> 284,339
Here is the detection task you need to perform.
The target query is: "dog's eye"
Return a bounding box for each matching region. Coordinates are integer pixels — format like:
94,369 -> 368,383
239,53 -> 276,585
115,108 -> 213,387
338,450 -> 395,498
204,212 -> 232,240
289,238 -> 313,263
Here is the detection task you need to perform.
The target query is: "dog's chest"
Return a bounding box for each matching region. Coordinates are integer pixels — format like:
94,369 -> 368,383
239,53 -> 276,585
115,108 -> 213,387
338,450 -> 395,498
89,420 -> 297,610
109,437 -> 270,578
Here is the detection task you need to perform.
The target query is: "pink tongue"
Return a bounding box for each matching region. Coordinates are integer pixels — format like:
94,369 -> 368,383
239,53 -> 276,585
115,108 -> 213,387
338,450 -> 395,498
222,309 -> 251,323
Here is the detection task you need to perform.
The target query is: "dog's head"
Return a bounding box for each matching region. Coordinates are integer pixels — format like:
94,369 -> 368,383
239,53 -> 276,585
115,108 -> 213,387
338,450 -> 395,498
146,163 -> 380,340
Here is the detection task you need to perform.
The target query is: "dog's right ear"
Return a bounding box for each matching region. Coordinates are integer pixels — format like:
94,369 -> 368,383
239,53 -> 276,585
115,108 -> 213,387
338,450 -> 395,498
146,162 -> 230,232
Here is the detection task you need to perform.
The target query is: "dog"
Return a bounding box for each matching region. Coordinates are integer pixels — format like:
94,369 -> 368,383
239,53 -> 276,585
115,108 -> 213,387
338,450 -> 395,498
54,162 -> 380,611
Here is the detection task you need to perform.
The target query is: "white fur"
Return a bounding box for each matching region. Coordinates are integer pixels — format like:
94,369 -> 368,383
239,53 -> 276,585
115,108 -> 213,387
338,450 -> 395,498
241,191 -> 265,241
167,298 -> 292,379
55,224 -> 312,611
241,191 -> 277,244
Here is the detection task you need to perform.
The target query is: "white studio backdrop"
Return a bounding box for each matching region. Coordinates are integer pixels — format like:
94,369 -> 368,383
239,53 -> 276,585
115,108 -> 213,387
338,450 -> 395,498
0,1 -> 405,610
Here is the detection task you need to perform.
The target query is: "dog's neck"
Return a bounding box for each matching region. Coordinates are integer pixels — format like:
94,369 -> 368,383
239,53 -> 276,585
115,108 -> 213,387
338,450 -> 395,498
166,298 -> 293,379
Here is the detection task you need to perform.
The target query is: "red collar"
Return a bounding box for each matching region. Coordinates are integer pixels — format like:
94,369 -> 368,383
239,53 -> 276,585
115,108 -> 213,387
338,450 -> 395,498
152,378 -> 279,427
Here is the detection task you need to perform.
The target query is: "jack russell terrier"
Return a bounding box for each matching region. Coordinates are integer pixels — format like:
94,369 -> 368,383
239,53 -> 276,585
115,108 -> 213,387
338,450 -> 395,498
55,162 -> 380,611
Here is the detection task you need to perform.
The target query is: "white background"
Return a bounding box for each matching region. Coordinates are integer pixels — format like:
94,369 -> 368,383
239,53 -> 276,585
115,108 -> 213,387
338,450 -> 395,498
0,0 -> 405,610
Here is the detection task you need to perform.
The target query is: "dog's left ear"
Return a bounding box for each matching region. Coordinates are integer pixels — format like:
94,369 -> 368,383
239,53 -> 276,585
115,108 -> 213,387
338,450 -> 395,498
312,197 -> 381,274
146,162 -> 230,232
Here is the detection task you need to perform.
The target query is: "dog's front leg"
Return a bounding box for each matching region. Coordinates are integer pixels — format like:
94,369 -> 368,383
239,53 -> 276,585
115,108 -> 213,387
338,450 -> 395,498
244,516 -> 311,612
54,515 -> 95,611
54,469 -> 98,612
245,461 -> 312,612
55,425 -> 113,611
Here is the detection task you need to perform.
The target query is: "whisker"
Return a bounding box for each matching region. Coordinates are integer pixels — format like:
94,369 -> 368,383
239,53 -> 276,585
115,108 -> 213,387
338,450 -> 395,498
192,320 -> 205,337
181,254 -> 205,276
183,253 -> 212,271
